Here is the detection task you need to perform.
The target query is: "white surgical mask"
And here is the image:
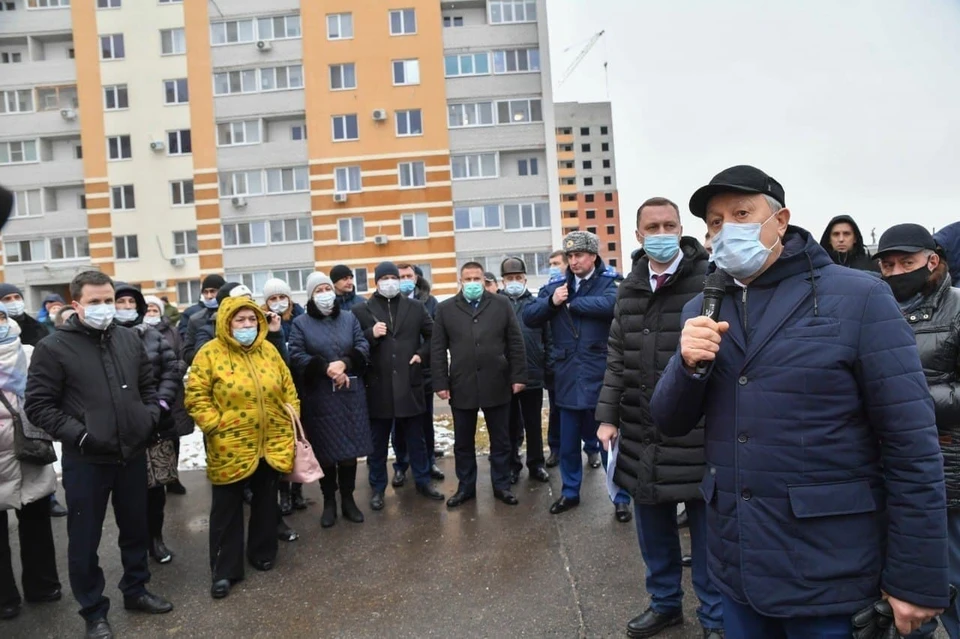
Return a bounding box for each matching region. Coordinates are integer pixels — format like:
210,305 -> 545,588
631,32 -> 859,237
314,292 -> 336,315
115,309 -> 139,324
82,303 -> 116,331
710,213 -> 780,281
4,301 -> 24,317
377,279 -> 400,299
269,300 -> 289,314
143,315 -> 162,326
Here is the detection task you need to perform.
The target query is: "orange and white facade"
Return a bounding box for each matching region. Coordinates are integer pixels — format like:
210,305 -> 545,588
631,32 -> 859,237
0,0 -> 559,308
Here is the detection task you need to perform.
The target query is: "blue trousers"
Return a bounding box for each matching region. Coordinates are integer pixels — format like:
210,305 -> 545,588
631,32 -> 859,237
721,593 -> 851,638
393,390 -> 434,473
913,507 -> 960,638
635,500 -> 722,629
370,416 -> 430,492
559,408 -> 628,503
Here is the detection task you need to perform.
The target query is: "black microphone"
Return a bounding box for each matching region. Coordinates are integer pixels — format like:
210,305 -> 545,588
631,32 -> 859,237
695,272 -> 727,376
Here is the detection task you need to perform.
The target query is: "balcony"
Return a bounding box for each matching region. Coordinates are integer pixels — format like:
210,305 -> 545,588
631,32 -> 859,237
0,108 -> 80,138
454,227 -> 551,254
449,123 -> 545,153
217,138 -> 307,172
0,58 -> 75,89
214,89 -> 305,121
0,7 -> 72,36
445,73 -> 543,101
218,192 -> 312,222
2,207 -> 86,239
210,37 -> 304,71
0,158 -> 82,189
442,23 -> 540,51
452,175 -> 549,203
222,242 -> 314,272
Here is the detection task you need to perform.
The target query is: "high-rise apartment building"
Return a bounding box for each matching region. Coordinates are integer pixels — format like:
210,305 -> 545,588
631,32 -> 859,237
555,101 -> 623,270
0,0 -> 560,309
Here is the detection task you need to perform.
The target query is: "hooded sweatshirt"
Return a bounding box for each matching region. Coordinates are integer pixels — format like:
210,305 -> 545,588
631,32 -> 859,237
818,215 -> 880,272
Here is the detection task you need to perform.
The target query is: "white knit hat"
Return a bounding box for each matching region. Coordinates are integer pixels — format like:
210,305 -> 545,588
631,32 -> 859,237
262,277 -> 292,299
144,295 -> 165,313
229,284 -> 253,298
305,272 -> 332,297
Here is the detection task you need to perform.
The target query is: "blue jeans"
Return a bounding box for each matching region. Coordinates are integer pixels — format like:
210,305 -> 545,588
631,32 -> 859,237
635,501 -> 722,629
559,408 -> 628,503
721,593 -> 851,638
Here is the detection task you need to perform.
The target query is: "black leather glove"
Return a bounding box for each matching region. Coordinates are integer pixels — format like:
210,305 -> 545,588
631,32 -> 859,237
852,586 -> 958,639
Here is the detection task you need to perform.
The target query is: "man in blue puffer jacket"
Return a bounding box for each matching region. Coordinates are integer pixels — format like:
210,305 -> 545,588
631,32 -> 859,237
524,231 -> 632,521
651,165 -> 949,637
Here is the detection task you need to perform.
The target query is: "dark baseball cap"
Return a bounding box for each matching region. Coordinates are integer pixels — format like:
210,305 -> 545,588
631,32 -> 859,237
500,257 -> 526,276
874,223 -> 937,261
689,165 -> 786,219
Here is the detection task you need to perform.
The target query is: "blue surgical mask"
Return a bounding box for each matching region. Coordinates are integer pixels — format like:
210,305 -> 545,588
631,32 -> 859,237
462,282 -> 483,302
232,327 -> 257,346
4,301 -> 24,318
115,309 -> 139,324
504,281 -> 526,298
643,233 -> 681,263
710,214 -> 780,280
203,297 -> 219,309
143,315 -> 162,326
548,266 -> 563,279
0,324 -> 10,341
399,280 -> 416,295
82,303 -> 116,331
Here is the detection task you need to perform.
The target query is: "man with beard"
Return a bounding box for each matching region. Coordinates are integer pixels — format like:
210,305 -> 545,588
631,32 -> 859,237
819,215 -> 880,272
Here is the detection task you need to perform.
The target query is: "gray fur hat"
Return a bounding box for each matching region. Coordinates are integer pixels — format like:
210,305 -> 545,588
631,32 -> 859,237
562,230 -> 600,255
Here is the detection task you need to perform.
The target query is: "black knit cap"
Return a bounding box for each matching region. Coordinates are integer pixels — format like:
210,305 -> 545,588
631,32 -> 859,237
330,264 -> 354,283
201,274 -> 226,291
216,282 -> 241,305
374,261 -> 399,282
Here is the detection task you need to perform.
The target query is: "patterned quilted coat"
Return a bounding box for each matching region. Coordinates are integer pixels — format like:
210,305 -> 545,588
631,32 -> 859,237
185,297 -> 298,485
651,227 -> 949,617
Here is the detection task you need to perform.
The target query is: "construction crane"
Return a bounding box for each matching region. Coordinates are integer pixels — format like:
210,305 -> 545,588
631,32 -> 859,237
557,29 -> 606,89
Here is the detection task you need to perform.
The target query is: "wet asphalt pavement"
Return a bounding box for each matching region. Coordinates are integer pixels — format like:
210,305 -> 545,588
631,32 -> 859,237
6,456 -> 708,639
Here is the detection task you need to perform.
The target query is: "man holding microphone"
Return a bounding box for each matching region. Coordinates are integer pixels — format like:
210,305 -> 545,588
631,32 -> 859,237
650,165 -> 948,636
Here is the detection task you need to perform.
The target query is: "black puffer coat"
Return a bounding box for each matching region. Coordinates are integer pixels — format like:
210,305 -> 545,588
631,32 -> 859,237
595,237 -> 709,504
902,265 -> 960,509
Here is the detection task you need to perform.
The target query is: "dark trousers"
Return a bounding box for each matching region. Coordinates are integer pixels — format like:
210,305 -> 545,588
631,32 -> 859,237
510,388 -> 545,471
0,498 -> 61,606
634,501 -> 722,629
721,593 -> 851,638
61,453 -> 150,621
208,460 -> 278,583
370,417 -> 430,492
559,408 -> 629,503
393,390 -> 435,473
547,388 -> 560,453
146,486 -> 165,538
451,402 -> 511,493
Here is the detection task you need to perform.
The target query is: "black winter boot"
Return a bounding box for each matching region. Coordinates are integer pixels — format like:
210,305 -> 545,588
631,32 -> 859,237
291,482 -> 307,510
319,466 -> 338,528
278,482 -> 293,516
338,462 -> 364,523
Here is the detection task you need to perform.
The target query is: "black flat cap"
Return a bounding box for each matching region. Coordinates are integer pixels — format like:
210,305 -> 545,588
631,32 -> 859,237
689,165 -> 785,219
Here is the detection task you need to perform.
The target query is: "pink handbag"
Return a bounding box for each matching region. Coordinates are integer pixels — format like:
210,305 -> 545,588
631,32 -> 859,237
283,403 -> 324,483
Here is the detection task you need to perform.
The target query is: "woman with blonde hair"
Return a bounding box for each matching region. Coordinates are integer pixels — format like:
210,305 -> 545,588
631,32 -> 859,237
185,296 -> 298,600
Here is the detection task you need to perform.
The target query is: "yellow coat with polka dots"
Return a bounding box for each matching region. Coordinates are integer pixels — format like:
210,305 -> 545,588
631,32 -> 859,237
185,297 -> 299,485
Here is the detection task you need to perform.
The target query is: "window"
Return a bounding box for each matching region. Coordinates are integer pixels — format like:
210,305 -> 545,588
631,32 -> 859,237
602,142 -> 610,152
398,161 -> 426,188
608,242 -> 617,252
334,166 -> 362,193
503,202 -> 549,230
0,90 -> 33,114
161,28 -> 186,54
257,15 -> 301,40
74,144 -> 83,159
451,153 -> 497,180
605,193 -> 614,202
167,129 -> 192,155
585,194 -> 594,203
210,19 -> 255,45
115,235 -> 139,260
603,159 -> 611,169
401,212 -> 429,239
355,268 -> 370,293
107,135 -> 131,160
586,210 -> 596,219
170,180 -> 194,206
11,190 -> 42,217
269,218 -> 311,244
164,78 -> 188,104
606,209 -> 615,218
606,226 -> 616,235
338,217 -> 364,243
329,63 -> 356,91
177,281 -> 201,305
578,127 -> 590,136
217,120 -> 260,146
173,230 -> 197,256
291,124 -> 307,140
600,126 -> 609,135
49,236 -> 89,261
0,52 -> 22,64
103,84 -> 128,110
28,0 -> 70,8
447,102 -> 494,128
0,140 -> 39,164
496,98 -> 543,124
5,240 -> 46,264
327,13 -> 353,39
581,143 -> 591,152
37,85 -> 78,110
395,109 -> 422,137
393,59 -> 420,85
444,53 -> 490,77
100,34 -> 124,60
111,184 -> 135,210
443,16 -> 463,27
219,170 -> 264,197
0,1 -> 16,9
603,176 -> 612,185
213,69 -> 258,95
260,65 -> 303,91
583,160 -> 592,170
265,166 -> 309,193
68,48 -> 75,58
390,9 -> 416,35
515,158 -> 538,176
332,114 -> 358,141
227,272 -> 271,293
488,0 -> 537,24
454,205 -> 500,231
223,221 -> 267,247
610,258 -> 618,268
272,269 -> 313,293
586,226 -> 597,234
584,177 -> 593,187
492,48 -> 540,74
78,194 -> 87,209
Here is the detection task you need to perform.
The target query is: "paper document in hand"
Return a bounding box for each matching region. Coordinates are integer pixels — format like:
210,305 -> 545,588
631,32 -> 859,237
606,437 -> 620,503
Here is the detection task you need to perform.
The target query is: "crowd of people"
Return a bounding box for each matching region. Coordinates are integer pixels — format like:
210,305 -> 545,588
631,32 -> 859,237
0,166 -> 957,638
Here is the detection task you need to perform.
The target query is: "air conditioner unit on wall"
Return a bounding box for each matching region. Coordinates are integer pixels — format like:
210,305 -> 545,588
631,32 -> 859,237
60,108 -> 76,120
372,109 -> 387,121
256,40 -> 272,51
374,234 -> 389,246
231,196 -> 248,208
149,140 -> 165,152
333,193 -> 348,203
169,257 -> 185,267
154,280 -> 167,289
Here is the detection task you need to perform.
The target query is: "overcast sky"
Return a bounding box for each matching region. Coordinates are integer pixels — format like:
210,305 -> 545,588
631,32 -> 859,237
548,0 -> 960,261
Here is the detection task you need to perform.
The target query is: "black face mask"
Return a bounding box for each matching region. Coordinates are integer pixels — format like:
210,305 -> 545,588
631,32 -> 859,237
884,264 -> 931,302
